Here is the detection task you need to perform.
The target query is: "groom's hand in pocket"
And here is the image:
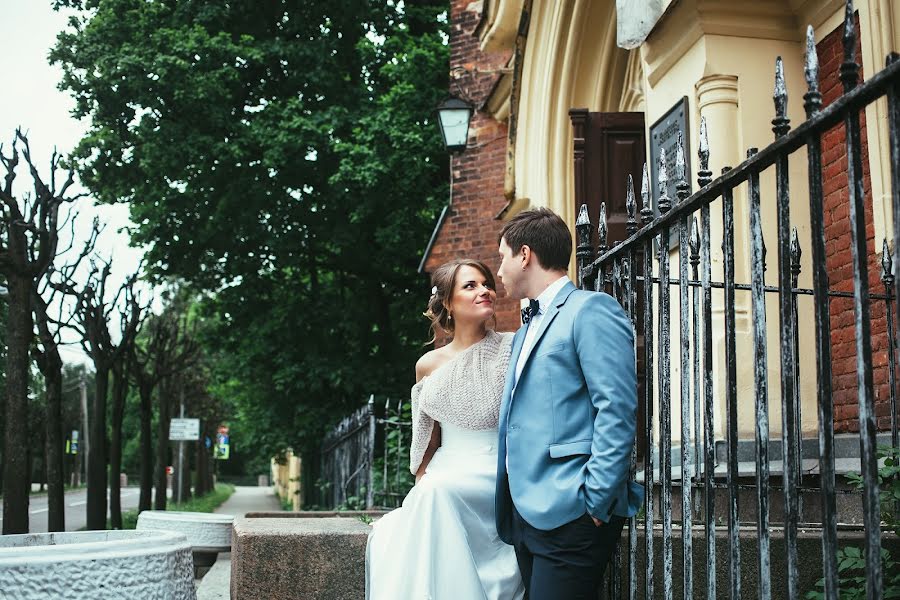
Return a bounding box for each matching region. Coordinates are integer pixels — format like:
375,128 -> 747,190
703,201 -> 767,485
591,516 -> 604,527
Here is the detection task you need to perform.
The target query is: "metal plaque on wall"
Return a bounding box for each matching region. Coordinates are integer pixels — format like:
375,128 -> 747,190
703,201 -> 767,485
649,96 -> 690,247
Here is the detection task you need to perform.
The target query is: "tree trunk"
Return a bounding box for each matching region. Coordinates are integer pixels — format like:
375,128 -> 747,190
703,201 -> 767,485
108,365 -> 127,528
43,355 -> 65,531
34,293 -> 66,532
2,276 -> 31,534
138,382 -> 153,512
86,365 -> 109,529
154,379 -> 170,510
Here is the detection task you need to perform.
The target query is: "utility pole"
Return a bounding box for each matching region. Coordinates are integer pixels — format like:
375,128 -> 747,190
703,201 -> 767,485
176,382 -> 185,505
80,377 -> 88,486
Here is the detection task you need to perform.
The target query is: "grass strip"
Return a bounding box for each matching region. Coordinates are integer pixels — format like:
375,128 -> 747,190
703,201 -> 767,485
116,483 -> 236,530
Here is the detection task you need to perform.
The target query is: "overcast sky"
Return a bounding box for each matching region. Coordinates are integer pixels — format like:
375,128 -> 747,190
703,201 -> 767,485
0,1 -> 150,366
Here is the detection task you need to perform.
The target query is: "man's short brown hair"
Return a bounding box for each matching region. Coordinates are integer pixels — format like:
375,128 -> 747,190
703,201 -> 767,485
498,207 -> 572,272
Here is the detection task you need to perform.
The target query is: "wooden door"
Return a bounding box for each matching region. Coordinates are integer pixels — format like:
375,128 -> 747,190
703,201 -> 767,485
570,109 -> 647,459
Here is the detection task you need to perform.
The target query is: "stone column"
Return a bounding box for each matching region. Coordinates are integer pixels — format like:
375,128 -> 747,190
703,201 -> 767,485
695,74 -> 754,439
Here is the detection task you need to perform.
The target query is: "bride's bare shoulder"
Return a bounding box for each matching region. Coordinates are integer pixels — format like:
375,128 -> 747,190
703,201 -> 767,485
415,347 -> 451,382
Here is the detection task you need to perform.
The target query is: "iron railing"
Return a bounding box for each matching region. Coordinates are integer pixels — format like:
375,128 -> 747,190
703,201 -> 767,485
575,4 -> 899,599
319,395 -> 413,510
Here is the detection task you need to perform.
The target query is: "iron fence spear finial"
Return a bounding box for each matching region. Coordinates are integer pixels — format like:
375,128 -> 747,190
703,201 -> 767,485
804,25 -> 822,117
675,131 -> 690,202
598,202 -> 608,253
575,203 -> 594,287
841,0 -> 859,91
576,203 -> 592,253
773,57 -> 791,138
626,174 -> 638,236
640,162 -> 653,225
698,117 -> 712,188
882,238 -> 894,282
791,228 -> 802,280
690,217 -> 700,269
658,148 -> 671,214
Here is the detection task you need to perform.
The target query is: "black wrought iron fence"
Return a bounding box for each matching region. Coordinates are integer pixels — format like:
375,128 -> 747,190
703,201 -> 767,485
576,5 -> 900,599
318,395 -> 413,510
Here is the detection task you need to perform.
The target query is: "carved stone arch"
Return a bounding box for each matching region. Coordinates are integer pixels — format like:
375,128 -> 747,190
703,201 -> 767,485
513,0 -> 631,236
618,49 -> 646,113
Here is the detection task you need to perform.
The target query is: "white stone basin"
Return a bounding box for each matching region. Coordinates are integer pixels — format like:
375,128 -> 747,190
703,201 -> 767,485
0,529 -> 196,600
137,510 -> 234,552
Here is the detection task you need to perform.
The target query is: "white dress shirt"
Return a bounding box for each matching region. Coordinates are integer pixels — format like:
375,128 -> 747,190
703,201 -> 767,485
513,276 -> 571,386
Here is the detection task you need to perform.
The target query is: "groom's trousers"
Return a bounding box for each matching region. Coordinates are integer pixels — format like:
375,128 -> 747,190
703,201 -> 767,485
509,504 -> 625,600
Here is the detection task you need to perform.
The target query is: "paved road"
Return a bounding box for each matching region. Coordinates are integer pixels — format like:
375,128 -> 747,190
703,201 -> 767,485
0,487 -> 143,532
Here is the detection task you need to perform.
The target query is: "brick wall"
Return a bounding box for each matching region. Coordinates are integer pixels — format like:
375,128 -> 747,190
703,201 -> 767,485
423,1 -> 520,340
819,16 -> 893,434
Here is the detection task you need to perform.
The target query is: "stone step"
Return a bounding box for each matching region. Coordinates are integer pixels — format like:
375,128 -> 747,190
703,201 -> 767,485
646,477 -> 866,525
604,525 -> 900,599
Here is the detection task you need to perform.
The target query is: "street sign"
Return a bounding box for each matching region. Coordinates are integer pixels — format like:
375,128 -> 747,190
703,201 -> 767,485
169,418 -> 200,441
69,430 -> 79,454
215,425 -> 230,460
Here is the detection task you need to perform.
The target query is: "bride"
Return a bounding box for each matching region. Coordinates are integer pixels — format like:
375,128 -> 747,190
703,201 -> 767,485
366,258 -> 524,600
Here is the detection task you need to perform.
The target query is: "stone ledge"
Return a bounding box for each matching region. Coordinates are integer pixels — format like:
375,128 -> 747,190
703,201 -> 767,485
245,510 -> 387,519
196,553 -> 230,600
230,517 -> 371,600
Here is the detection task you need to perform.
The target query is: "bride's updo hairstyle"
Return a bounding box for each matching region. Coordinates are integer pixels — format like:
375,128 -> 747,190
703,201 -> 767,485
424,258 -> 497,343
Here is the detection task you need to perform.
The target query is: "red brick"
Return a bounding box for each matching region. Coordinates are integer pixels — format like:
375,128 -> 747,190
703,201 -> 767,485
818,15 -> 889,433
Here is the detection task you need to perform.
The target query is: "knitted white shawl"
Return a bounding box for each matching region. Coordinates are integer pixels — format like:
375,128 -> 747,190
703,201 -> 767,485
408,330 -> 514,475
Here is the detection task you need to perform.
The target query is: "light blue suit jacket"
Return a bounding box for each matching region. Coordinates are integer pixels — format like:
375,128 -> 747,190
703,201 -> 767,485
495,281 -> 643,541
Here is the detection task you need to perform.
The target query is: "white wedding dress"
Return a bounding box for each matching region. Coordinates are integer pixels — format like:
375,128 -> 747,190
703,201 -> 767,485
366,331 -> 524,600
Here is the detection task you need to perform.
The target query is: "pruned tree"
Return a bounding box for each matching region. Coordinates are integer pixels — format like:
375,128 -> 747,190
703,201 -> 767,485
0,129 -> 85,533
108,281 -> 144,529
32,216 -> 100,531
70,259 -> 141,529
131,307 -> 198,511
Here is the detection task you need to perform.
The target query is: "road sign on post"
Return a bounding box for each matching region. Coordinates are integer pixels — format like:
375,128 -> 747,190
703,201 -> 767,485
169,418 -> 200,441
215,426 -> 230,460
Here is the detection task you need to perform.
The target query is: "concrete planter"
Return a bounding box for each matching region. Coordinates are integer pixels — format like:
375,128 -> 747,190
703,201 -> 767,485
137,511 -> 234,552
137,510 -> 234,572
0,529 -> 196,600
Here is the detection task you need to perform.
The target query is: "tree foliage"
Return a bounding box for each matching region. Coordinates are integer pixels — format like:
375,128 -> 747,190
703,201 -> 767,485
52,0 -> 450,467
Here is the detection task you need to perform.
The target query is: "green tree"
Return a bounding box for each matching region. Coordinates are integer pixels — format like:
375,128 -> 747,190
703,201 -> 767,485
51,0 -> 450,471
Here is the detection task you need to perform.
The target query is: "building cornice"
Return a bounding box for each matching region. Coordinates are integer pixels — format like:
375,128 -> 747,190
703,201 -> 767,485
644,0 -> 802,87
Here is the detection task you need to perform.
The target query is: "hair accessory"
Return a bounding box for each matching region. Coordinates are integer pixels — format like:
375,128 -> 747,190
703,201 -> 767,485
431,285 -> 438,296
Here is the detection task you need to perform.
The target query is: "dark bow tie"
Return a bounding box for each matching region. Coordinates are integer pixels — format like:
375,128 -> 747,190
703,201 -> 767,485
521,299 -> 541,324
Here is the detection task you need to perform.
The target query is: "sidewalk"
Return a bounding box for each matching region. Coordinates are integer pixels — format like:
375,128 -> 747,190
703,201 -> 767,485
198,486 -> 281,600
215,485 -> 280,518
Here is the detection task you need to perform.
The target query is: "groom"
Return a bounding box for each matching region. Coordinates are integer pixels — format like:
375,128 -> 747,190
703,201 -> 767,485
495,207 -> 643,599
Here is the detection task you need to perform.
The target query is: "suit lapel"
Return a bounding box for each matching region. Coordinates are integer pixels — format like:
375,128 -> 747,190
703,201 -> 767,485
499,327 -> 526,430
517,281 -> 577,379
